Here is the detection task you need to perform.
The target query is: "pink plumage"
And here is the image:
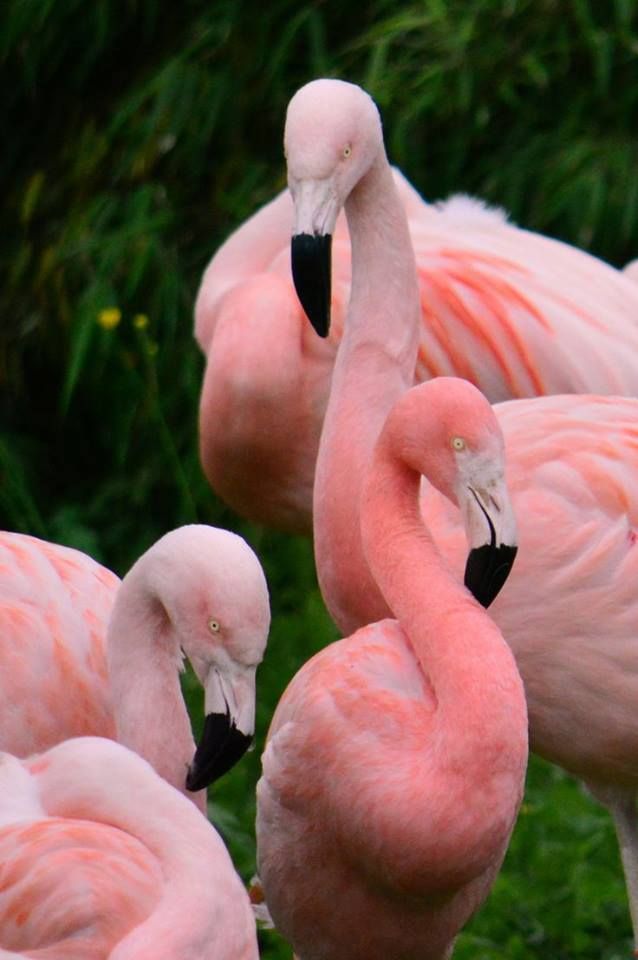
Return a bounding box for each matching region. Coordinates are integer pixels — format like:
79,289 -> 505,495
0,525 -> 271,810
0,532 -> 118,757
286,78 -> 638,948
256,378 -> 528,960
0,737 -> 258,959
195,99 -> 638,534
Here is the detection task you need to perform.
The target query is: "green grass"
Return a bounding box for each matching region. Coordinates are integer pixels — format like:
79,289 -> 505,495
2,0 -> 638,955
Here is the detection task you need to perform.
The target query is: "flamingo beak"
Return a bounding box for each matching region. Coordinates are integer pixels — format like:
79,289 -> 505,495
462,480 -> 518,608
291,233 -> 332,337
289,178 -> 339,338
186,664 -> 256,792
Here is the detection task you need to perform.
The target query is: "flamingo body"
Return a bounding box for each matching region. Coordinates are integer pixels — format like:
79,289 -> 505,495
196,178 -> 638,533
257,379 -> 528,960
285,78 -> 638,945
0,737 -> 258,959
284,83 -> 638,792
0,533 -> 117,757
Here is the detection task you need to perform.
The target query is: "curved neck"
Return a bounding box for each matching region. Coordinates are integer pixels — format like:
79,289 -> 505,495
362,447 -> 525,771
314,150 -> 421,634
40,744 -> 254,960
112,798 -> 254,960
106,569 -> 206,812
195,189 -> 292,351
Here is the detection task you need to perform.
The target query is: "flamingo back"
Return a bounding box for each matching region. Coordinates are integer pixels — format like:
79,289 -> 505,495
0,533 -> 118,756
411,199 -> 638,397
0,816 -> 162,958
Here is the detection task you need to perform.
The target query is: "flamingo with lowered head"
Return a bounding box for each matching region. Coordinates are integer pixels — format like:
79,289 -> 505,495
0,524 -> 270,811
0,736 -> 258,959
256,377 -> 528,960
195,84 -> 638,535
286,77 -> 638,950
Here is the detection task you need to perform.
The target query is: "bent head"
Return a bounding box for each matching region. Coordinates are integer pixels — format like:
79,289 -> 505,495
137,525 -> 271,792
285,79 -> 384,336
380,378 -> 518,607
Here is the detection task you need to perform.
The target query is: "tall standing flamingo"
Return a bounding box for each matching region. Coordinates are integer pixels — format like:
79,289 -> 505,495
195,103 -> 638,535
286,77 -> 638,949
0,736 -> 258,959
0,525 -> 271,810
256,378 -> 528,960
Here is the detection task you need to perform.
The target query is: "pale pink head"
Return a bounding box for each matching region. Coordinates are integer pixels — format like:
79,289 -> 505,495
285,78 -> 385,336
285,78 -> 384,231
113,525 -> 271,791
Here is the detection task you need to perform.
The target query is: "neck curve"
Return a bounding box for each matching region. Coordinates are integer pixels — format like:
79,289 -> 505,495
110,771 -> 255,960
38,739 -> 256,960
361,443 -> 526,774
313,148 -> 421,634
106,567 -> 206,813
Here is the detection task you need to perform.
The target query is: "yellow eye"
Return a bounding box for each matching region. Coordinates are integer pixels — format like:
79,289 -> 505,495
208,618 -> 220,634
451,437 -> 465,451
343,144 -> 352,158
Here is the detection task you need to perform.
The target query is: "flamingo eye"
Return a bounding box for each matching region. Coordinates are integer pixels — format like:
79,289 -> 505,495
208,618 -> 221,634
343,144 -> 352,158
451,436 -> 465,451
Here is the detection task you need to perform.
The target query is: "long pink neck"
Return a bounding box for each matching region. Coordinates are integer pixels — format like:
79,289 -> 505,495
362,447 -> 526,775
313,150 -> 421,635
195,190 -> 293,349
106,572 -> 207,813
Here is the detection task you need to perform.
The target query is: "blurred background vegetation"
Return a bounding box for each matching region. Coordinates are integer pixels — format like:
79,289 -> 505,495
2,0 -> 637,955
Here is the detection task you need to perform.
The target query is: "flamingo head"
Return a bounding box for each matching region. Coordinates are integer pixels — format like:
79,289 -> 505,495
139,525 -> 271,792
382,377 -> 518,608
284,78 -> 384,337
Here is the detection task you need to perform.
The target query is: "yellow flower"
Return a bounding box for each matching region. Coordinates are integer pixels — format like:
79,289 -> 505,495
97,307 -> 121,330
133,313 -> 149,330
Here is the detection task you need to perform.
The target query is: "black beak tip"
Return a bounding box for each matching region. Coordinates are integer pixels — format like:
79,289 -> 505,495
464,543 -> 518,609
291,232 -> 332,338
186,710 -> 253,793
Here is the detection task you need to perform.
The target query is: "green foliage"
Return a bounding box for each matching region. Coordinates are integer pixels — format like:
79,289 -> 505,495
354,0 -> 638,255
2,0 -> 638,955
3,0 -> 638,560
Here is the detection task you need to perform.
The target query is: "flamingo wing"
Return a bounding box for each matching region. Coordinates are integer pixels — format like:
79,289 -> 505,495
411,203 -> 638,398
0,534 -> 117,757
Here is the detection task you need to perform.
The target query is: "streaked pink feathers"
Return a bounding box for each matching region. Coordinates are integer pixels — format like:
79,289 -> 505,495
196,162 -> 638,532
0,737 -> 258,959
0,532 -> 117,758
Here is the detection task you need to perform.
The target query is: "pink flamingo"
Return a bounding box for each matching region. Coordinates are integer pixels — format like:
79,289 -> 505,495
195,103 -> 638,536
0,736 -> 258,959
286,77 -> 638,949
256,377 -> 528,960
0,525 -> 271,810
